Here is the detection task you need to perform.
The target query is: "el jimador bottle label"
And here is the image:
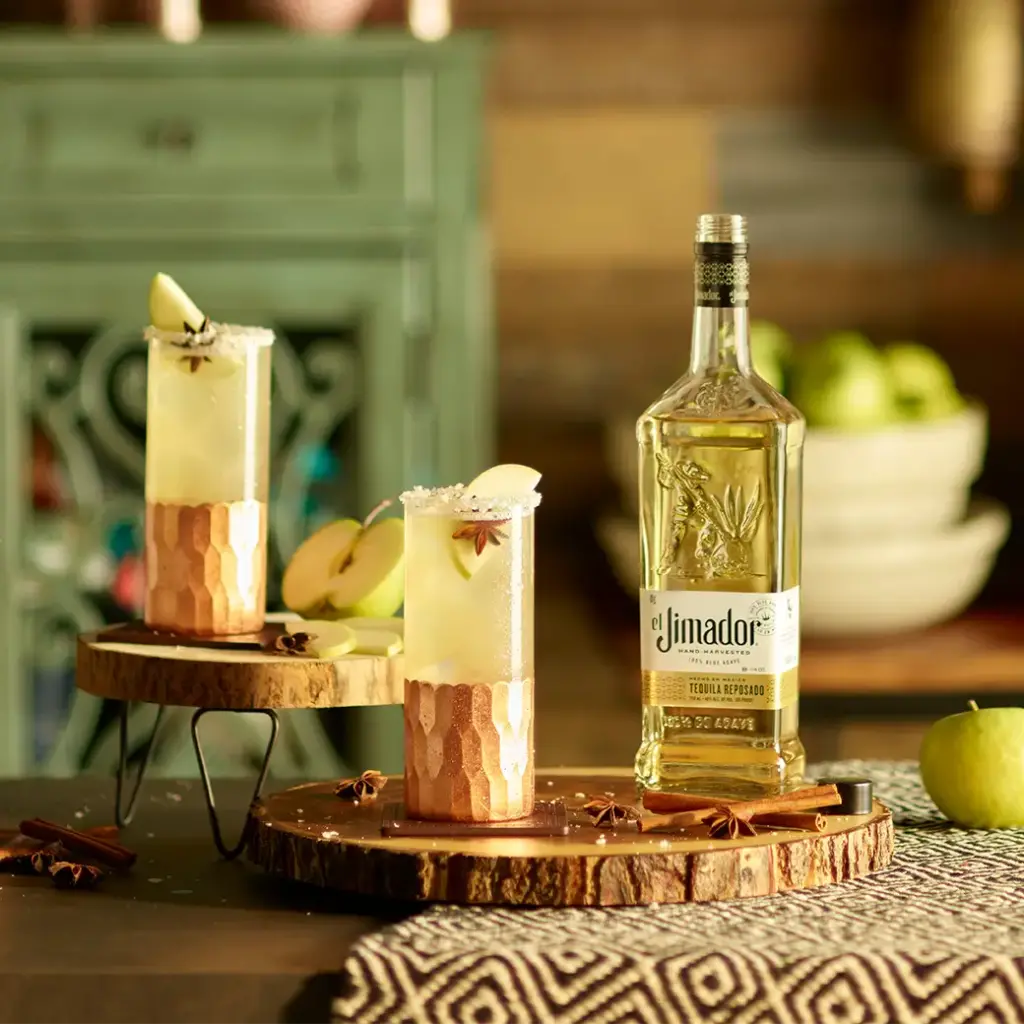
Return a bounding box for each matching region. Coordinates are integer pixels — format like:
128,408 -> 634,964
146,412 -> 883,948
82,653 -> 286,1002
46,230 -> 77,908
640,588 -> 799,710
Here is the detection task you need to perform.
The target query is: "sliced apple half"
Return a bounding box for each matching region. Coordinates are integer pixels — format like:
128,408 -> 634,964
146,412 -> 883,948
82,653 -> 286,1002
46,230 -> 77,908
282,519 -> 363,616
149,272 -> 207,333
286,620 -> 357,659
466,463 -> 542,497
451,463 -> 541,578
349,628 -> 403,657
324,517 -> 405,619
340,616 -> 405,638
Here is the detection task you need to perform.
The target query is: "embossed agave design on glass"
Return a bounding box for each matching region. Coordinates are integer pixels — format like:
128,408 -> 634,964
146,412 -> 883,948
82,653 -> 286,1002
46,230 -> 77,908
655,450 -> 765,580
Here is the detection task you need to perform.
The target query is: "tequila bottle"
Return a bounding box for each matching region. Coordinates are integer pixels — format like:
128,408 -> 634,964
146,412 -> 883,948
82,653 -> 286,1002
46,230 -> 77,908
634,214 -> 806,798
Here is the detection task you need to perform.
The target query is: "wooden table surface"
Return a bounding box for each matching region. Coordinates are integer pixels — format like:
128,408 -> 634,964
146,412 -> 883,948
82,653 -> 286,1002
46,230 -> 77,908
0,778 -> 409,1024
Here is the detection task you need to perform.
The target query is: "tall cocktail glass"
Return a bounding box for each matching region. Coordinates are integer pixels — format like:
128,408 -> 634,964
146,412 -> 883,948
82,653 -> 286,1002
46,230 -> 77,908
144,323 -> 273,636
400,484 -> 540,822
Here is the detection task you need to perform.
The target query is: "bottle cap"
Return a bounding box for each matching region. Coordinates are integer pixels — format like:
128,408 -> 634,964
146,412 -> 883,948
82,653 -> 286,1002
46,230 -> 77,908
817,777 -> 873,816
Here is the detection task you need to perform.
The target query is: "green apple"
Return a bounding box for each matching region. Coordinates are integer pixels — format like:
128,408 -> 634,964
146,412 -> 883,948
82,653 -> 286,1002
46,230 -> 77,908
884,342 -> 964,421
282,501 -> 404,620
791,331 -> 898,429
451,463 -> 541,578
286,620 -> 357,659
749,320 -> 792,394
349,628 -> 403,657
920,700 -> 1024,828
324,517 -> 404,619
149,272 -> 207,333
282,518 -> 363,616
339,616 -> 404,638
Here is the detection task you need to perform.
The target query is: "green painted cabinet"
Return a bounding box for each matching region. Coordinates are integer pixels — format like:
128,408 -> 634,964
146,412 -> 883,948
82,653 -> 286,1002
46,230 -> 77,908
0,30 -> 493,778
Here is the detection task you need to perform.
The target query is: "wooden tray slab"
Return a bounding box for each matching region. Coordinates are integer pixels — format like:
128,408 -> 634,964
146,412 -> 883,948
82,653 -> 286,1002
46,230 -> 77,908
76,628 -> 403,710
247,768 -> 894,906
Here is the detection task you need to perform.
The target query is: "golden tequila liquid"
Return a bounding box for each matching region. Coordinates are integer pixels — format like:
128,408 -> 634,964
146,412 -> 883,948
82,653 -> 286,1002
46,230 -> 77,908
634,215 -> 806,798
144,323 -> 273,636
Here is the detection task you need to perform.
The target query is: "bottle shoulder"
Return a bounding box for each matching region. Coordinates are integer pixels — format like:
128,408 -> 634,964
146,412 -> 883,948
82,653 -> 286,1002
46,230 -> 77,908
641,369 -> 805,428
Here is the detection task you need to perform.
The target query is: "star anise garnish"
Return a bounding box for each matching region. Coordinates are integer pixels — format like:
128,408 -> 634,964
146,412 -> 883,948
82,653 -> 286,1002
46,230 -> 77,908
182,316 -> 211,336
582,795 -> 641,829
273,631 -> 315,656
707,809 -> 758,840
49,861 -> 105,890
335,770 -> 388,803
451,519 -> 509,555
180,354 -> 214,373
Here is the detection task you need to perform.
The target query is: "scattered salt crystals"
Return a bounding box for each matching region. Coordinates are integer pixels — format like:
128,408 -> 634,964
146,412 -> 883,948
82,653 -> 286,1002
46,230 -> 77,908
574,792 -> 586,799
604,791 -> 615,798
547,781 -> 554,787
146,833 -> 155,839
148,878 -> 164,884
166,792 -> 182,803
321,830 -> 339,840
74,806 -> 89,819
595,836 -> 607,846
297,819 -> 305,824
171,890 -> 193,896
659,840 -> 672,849
296,808 -> 304,814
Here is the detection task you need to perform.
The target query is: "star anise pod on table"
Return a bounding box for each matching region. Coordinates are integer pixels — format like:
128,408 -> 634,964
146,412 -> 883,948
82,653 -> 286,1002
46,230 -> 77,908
451,519 -> 509,555
335,770 -> 388,803
707,809 -> 758,840
273,631 -> 315,656
582,795 -> 641,829
49,861 -> 105,890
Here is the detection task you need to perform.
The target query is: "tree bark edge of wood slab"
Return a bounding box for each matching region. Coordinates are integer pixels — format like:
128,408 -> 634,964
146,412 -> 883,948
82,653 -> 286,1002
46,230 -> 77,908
245,776 -> 895,907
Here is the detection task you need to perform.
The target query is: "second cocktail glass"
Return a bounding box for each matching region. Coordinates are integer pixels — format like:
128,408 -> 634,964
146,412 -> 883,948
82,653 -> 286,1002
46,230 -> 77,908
400,484 -> 540,822
144,322 -> 273,637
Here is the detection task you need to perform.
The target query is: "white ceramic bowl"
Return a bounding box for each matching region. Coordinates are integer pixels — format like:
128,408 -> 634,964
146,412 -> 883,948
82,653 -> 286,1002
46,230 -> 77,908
605,404 -> 988,540
801,499 -> 1009,636
597,498 -> 1010,639
803,403 -> 987,540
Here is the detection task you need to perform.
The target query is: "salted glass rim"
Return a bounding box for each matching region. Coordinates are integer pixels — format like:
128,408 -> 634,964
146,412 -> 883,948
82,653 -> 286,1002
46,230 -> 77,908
144,322 -> 276,348
400,485 -> 542,516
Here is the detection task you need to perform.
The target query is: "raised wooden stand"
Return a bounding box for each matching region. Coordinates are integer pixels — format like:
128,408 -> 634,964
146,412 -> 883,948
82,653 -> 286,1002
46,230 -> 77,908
76,629 -> 403,709
75,625 -> 403,859
247,769 -> 895,907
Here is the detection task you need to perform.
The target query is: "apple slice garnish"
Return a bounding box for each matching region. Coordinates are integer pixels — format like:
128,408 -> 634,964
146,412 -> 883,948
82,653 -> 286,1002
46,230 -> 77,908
340,616 -> 405,637
149,272 -> 207,333
466,463 -> 542,496
450,464 -> 541,579
286,620 -> 357,659
348,628 -> 403,657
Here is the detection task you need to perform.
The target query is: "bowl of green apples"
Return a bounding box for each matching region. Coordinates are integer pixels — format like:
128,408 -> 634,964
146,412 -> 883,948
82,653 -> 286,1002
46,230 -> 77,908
754,324 -> 1009,636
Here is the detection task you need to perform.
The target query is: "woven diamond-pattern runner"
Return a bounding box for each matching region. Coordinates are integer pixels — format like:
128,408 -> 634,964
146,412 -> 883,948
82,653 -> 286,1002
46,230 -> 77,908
333,761 -> 1024,1024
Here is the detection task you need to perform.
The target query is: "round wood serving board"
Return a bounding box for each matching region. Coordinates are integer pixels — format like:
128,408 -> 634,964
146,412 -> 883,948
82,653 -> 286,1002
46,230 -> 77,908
247,769 -> 895,906
76,630 -> 403,710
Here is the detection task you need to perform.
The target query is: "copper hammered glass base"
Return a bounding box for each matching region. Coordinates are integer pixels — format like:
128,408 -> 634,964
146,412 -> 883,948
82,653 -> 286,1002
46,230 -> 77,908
404,678 -> 535,822
144,500 -> 267,637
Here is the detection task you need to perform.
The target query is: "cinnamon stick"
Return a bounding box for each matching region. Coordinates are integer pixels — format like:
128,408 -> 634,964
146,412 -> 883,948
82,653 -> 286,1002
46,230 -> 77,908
19,819 -> 136,869
639,784 -> 840,834
643,791 -> 732,814
751,812 -> 826,832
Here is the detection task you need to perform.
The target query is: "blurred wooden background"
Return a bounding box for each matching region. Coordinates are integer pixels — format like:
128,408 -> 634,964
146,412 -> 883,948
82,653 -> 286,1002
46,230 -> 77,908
4,0 -> 1021,766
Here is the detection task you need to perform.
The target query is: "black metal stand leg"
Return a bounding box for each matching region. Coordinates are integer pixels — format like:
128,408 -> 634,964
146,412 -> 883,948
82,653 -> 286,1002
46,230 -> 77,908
114,702 -> 166,828
191,708 -> 280,861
